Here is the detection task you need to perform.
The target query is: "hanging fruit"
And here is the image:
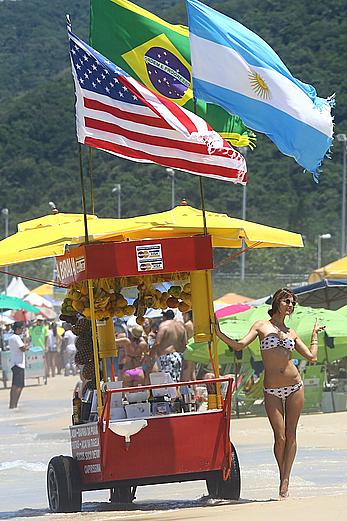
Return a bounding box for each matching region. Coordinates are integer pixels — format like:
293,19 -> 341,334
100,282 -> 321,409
61,273 -> 192,322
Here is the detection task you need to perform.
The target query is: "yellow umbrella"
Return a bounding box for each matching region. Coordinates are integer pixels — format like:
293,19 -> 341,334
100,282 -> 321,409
0,206 -> 303,267
0,213 -> 150,266
123,206 -> 303,248
309,255 -> 347,282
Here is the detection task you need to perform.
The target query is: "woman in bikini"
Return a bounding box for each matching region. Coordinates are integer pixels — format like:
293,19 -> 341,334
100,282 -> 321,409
215,288 -> 325,499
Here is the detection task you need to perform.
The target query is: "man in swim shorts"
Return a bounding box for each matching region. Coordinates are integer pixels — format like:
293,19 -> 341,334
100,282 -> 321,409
152,310 -> 187,382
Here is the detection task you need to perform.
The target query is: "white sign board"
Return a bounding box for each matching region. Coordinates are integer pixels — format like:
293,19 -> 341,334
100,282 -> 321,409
136,244 -> 163,271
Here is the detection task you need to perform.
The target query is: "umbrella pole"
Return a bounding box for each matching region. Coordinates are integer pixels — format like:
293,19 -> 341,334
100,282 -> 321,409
88,279 -> 103,417
206,269 -> 222,406
323,334 -> 336,412
234,352 -> 240,418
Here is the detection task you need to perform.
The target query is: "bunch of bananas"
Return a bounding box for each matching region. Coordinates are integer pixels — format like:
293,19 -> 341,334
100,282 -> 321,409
134,281 -> 192,324
60,276 -> 192,322
166,282 -> 192,313
61,278 -> 124,320
61,297 -> 77,317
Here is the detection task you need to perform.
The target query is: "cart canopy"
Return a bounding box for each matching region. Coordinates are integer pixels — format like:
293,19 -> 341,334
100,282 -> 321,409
0,205 -> 303,267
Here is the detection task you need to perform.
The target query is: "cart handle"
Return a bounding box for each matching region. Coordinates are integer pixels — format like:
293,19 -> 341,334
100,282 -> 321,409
100,376 -> 234,431
103,376 -> 233,395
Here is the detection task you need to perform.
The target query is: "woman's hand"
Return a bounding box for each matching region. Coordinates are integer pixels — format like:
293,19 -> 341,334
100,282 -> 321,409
312,318 -> 326,335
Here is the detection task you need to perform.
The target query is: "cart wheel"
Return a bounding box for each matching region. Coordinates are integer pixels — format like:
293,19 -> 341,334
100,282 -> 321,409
206,443 -> 241,500
47,455 -> 82,512
110,485 -> 136,504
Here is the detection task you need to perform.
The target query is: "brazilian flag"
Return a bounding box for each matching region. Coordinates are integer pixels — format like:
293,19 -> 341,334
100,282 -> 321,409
90,0 -> 255,148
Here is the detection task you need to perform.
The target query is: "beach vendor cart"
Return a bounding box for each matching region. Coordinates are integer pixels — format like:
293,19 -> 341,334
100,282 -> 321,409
45,205 -> 302,513
46,232 -> 240,512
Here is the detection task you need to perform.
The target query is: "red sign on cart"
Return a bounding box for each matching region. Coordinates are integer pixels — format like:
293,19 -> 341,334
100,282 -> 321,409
56,235 -> 213,285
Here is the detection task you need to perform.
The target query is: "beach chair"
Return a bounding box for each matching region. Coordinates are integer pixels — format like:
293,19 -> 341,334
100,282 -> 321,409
301,364 -> 325,412
234,372 -> 265,416
221,362 -> 254,400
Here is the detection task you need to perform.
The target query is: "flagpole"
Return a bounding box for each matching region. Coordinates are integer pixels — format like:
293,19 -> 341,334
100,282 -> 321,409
193,98 -> 221,404
78,142 -> 102,416
78,143 -> 89,243
88,147 -> 95,215
193,98 -> 208,236
199,177 -> 207,236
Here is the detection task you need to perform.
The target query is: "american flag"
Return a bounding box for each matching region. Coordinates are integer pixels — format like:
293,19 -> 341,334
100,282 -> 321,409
68,31 -> 247,184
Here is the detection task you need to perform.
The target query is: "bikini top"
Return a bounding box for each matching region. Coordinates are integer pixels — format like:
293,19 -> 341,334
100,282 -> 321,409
260,334 -> 295,352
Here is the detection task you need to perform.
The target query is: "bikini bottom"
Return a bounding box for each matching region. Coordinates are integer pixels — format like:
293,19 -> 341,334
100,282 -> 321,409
263,382 -> 303,400
123,367 -> 144,380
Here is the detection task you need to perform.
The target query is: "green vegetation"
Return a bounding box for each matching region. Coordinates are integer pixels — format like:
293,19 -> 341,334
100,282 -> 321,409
0,0 -> 346,298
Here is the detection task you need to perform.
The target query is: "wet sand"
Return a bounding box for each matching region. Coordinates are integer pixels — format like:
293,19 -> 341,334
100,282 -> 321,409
0,375 -> 346,520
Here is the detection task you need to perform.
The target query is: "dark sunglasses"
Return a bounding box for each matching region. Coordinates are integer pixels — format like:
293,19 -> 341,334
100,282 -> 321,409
283,298 -> 296,307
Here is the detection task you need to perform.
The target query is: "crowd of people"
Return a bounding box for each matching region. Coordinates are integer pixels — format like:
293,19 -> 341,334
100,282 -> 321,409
1,317 -> 80,408
1,309 -> 197,409
115,309 -> 195,387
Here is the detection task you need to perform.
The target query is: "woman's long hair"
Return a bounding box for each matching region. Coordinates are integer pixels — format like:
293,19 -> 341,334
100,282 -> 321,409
268,288 -> 296,317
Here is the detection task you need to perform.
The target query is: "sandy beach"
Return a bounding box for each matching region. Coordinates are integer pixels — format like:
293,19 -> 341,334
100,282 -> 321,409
0,375 -> 346,521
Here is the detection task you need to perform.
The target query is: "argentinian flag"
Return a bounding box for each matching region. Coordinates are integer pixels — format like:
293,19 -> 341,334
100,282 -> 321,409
186,0 -> 334,177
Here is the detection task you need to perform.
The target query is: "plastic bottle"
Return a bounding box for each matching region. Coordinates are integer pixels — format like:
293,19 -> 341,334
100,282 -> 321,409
180,385 -> 191,412
80,389 -> 93,422
148,389 -> 155,414
72,391 -> 82,425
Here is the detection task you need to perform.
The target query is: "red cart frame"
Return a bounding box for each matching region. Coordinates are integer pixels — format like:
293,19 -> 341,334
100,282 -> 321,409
47,235 -> 241,513
70,377 -> 233,490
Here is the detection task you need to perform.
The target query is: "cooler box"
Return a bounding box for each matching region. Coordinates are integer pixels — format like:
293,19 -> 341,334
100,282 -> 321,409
26,347 -> 45,379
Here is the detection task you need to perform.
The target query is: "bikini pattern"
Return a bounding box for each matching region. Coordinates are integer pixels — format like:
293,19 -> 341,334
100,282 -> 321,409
264,382 -> 303,400
261,334 -> 300,399
260,334 -> 295,352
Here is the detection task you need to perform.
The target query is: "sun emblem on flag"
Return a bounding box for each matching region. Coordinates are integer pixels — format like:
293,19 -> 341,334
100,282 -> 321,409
249,70 -> 271,99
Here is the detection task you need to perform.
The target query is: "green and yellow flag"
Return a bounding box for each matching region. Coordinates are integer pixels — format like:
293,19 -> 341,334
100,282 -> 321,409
90,0 -> 255,148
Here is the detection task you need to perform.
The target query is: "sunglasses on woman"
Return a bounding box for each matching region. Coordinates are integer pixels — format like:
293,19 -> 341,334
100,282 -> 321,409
283,298 -> 296,306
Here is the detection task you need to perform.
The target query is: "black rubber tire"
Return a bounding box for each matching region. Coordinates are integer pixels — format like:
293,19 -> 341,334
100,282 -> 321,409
47,455 -> 82,513
110,485 -> 135,504
206,443 -> 241,500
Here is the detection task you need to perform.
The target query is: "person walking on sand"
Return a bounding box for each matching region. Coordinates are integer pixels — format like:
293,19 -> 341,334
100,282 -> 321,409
45,322 -> 60,377
61,322 -> 77,376
9,322 -> 29,409
215,288 -> 325,499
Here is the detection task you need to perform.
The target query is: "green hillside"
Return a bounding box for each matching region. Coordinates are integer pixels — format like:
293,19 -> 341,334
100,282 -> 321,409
0,0 -> 346,295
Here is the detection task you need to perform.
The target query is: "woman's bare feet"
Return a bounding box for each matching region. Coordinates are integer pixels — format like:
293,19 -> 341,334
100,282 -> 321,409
279,478 -> 289,499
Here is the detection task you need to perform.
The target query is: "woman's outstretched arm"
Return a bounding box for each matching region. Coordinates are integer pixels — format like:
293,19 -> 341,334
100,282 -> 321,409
214,318 -> 261,351
292,319 -> 325,363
